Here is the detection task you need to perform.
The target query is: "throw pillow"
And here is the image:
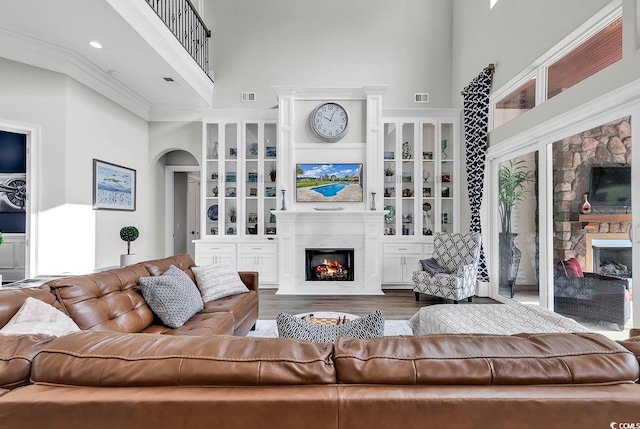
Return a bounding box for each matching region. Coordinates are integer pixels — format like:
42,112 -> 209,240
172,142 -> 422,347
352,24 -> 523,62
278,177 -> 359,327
557,258 -> 584,278
276,310 -> 385,343
191,263 -> 249,303
140,265 -> 204,329
0,297 -> 80,337
420,258 -> 448,275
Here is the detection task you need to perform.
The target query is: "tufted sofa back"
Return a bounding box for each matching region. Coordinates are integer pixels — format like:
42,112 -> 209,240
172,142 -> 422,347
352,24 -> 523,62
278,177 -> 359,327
46,255 -> 198,333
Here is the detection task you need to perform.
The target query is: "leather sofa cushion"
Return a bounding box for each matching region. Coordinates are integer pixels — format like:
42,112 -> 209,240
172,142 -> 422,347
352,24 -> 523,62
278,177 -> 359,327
0,334 -> 55,389
334,333 -> 639,385
142,253 -> 197,283
201,290 -> 258,329
141,311 -> 235,336
618,336 -> 640,364
32,331 -> 336,386
0,286 -> 59,328
46,264 -> 154,332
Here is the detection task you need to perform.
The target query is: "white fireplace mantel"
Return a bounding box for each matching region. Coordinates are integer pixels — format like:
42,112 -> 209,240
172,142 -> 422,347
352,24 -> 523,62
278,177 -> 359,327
273,209 -> 387,295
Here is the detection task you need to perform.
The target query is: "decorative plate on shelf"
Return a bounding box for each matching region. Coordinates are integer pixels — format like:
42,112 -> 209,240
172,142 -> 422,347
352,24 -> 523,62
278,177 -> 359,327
248,143 -> 258,156
207,204 -> 218,221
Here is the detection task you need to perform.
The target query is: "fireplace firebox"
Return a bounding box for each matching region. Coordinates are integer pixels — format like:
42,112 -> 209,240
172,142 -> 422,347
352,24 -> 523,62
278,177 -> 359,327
305,248 -> 354,281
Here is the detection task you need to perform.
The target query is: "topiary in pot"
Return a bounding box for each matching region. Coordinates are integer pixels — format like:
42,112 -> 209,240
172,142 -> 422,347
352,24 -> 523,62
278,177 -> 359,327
120,226 -> 139,255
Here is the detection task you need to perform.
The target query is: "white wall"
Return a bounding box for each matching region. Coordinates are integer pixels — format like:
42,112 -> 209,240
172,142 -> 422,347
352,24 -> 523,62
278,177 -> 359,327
452,0 -> 640,144
0,58 -> 156,274
205,0 -> 453,109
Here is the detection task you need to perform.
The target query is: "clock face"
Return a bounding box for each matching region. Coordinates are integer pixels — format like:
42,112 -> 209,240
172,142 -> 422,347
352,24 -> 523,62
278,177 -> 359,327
310,102 -> 349,141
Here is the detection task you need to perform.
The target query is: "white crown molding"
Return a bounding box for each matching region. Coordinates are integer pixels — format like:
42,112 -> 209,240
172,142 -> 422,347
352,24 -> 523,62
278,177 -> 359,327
0,27 -> 151,120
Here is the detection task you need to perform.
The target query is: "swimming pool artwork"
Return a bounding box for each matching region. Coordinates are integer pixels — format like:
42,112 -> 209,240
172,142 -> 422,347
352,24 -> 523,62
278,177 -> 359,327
296,163 -> 363,202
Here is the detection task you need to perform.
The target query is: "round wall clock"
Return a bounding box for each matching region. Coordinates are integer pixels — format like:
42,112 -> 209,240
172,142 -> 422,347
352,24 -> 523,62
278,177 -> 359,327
310,102 -> 349,141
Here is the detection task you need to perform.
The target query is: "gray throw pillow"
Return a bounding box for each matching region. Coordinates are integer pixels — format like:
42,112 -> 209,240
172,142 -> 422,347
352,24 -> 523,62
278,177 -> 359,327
140,265 -> 204,329
420,258 -> 448,275
276,310 -> 385,343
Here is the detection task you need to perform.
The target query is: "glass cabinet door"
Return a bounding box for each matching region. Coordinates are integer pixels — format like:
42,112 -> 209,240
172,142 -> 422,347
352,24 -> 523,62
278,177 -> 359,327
245,123 -> 259,236
420,122 -> 436,236
400,123 -> 416,236
205,123 -> 220,236
263,123 -> 277,236
440,122 -> 454,233
383,123 -> 398,236
223,123 -> 238,236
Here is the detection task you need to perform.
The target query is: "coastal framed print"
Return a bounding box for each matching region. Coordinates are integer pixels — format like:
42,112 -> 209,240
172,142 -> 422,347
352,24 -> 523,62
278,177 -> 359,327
92,159 -> 136,211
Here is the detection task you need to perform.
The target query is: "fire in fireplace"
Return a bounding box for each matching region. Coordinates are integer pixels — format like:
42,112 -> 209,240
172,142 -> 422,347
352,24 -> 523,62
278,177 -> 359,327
305,248 -> 354,281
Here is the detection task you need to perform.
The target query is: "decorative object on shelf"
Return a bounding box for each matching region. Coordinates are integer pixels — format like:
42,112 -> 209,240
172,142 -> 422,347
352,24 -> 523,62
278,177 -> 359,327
402,188 -> 414,197
265,146 -> 277,157
370,192 -> 376,210
0,231 -> 3,247
442,213 -> 448,224
209,141 -> 218,159
92,159 -> 136,211
441,172 -> 451,182
384,187 -> 395,197
211,172 -> 218,180
248,172 -> 258,182
384,151 -> 394,160
402,214 -> 413,223
423,227 -> 432,236
269,164 -> 277,182
423,187 -> 432,197
441,139 -> 448,158
225,172 -> 236,182
226,227 -> 236,235
423,169 -> 430,183
384,204 -> 395,222
119,226 -> 139,267
402,172 -> 412,182
227,207 -> 236,223
441,187 -> 450,197
212,186 -> 218,197
265,187 -> 276,197
402,141 -> 412,159
249,187 -> 257,196
423,151 -> 433,160
281,189 -> 286,210
225,187 -> 236,197
207,204 -> 218,221
266,226 -> 276,235
384,166 -> 395,182
310,102 -> 349,141
422,202 -> 432,218
210,226 -> 218,235
247,213 -> 258,223
402,225 -> 410,235
247,143 -> 258,156
229,147 -> 237,158
247,225 -> 258,235
580,193 -> 592,214
269,212 -> 277,223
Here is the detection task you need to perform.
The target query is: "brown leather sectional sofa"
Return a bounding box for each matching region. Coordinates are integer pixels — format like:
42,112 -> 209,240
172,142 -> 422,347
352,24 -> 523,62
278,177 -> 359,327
1,254 -> 640,428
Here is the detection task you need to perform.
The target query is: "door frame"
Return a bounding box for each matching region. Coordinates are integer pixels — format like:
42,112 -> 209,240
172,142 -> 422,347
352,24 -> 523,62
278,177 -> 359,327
164,165 -> 200,257
0,119 -> 39,279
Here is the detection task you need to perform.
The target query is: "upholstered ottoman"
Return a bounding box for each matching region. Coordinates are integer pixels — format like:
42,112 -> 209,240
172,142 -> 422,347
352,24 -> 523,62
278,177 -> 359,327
409,304 -> 592,335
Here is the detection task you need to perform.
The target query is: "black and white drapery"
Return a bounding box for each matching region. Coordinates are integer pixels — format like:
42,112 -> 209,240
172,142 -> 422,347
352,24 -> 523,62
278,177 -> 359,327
462,65 -> 494,283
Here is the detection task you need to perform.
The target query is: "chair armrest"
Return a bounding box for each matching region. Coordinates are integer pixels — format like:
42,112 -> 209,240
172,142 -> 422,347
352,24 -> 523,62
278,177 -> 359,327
456,263 -> 475,277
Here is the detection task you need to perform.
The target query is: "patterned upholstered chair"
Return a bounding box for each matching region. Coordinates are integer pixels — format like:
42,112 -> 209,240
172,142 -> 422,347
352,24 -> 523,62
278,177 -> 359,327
412,232 -> 482,303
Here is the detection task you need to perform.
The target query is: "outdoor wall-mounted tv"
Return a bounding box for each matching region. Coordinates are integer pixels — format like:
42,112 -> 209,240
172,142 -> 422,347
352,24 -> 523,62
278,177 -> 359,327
590,166 -> 631,207
296,163 -> 363,202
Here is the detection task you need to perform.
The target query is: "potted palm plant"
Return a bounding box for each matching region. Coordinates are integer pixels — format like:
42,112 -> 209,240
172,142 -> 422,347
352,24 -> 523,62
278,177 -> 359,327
119,226 -> 139,267
498,158 -> 534,295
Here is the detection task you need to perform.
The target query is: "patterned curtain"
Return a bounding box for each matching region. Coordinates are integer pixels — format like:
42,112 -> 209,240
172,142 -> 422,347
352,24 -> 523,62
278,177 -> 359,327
462,66 -> 494,283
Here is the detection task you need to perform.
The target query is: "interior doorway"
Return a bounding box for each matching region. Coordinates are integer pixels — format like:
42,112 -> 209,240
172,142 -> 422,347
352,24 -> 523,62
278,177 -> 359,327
163,150 -> 200,260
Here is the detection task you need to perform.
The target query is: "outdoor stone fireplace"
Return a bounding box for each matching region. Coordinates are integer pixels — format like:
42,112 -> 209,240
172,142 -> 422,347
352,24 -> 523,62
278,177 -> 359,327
305,248 -> 355,281
553,116 -> 631,268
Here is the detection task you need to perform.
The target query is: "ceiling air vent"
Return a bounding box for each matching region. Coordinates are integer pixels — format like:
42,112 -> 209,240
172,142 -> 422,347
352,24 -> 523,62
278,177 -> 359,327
241,92 -> 257,102
163,77 -> 174,82
414,93 -> 429,103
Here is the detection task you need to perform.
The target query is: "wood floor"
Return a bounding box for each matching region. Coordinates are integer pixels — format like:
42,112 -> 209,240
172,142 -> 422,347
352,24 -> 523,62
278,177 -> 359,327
257,288 -> 498,319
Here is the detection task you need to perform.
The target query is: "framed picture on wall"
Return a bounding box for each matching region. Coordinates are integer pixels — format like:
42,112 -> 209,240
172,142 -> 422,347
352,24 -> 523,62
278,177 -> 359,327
92,159 -> 136,211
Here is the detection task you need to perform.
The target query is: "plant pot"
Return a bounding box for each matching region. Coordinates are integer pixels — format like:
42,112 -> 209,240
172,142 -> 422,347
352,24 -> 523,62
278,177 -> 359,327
499,232 -> 522,297
385,176 -> 394,182
120,254 -> 137,267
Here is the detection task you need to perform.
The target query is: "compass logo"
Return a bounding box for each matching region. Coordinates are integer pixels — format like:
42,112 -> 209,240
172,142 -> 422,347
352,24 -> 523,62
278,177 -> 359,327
610,422 -> 640,428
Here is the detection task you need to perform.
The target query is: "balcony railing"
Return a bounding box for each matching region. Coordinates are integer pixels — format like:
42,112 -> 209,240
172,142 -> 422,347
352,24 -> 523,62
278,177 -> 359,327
145,0 -> 211,79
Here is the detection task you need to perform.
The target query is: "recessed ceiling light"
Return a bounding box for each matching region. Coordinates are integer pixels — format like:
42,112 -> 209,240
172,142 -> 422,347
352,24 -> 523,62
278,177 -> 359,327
89,41 -> 102,49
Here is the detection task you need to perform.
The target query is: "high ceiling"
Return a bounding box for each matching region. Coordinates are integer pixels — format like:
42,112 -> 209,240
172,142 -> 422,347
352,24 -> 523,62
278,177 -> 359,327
0,0 -> 213,120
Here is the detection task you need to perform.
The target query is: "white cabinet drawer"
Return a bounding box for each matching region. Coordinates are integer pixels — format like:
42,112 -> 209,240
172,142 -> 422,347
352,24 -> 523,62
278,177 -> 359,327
383,243 -> 422,254
238,243 -> 277,255
195,243 -> 236,254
